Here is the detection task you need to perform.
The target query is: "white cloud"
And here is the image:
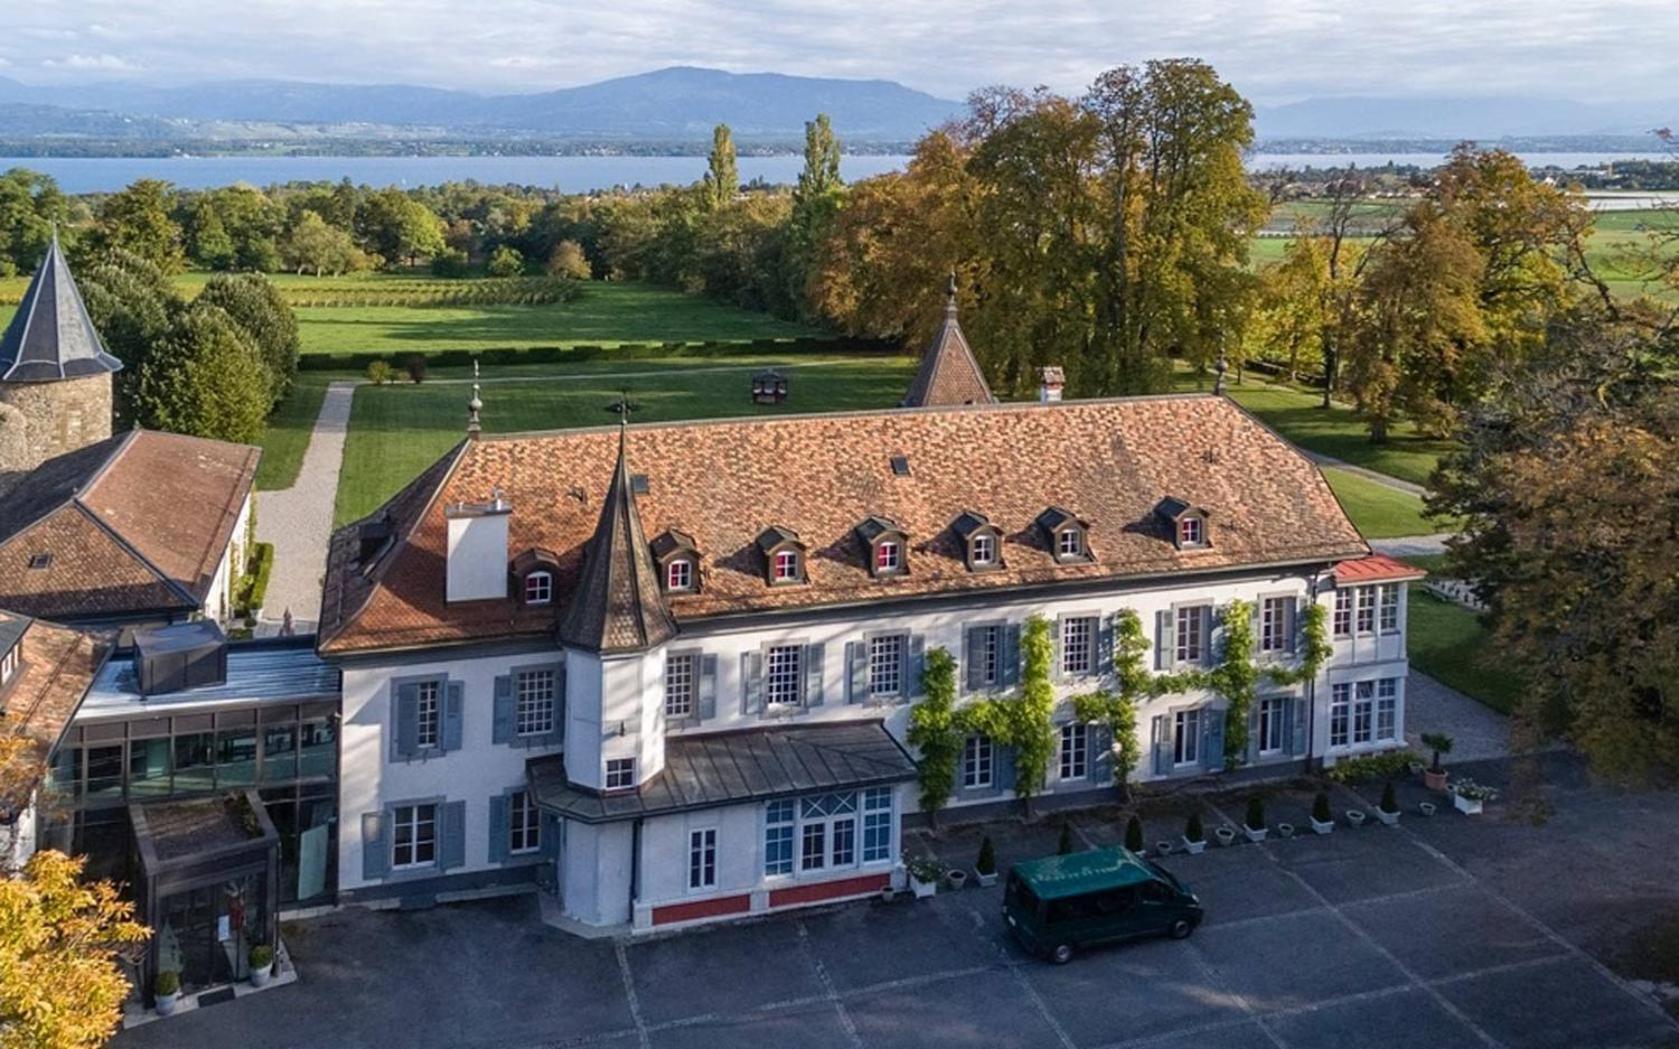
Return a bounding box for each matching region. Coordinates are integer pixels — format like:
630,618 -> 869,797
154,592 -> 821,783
3,0 -> 1676,105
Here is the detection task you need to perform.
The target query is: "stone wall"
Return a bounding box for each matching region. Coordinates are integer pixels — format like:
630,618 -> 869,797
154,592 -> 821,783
0,373 -> 113,497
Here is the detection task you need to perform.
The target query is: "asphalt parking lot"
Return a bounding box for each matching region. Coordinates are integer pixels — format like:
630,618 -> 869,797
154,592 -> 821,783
118,756 -> 1679,1049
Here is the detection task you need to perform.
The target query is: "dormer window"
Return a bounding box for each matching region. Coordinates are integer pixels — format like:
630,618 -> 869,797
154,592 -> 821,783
952,510 -> 1003,573
511,547 -> 561,607
650,528 -> 701,595
1036,507 -> 1091,564
854,515 -> 908,578
1156,497 -> 1211,551
1057,528 -> 1083,559
773,549 -> 801,582
523,571 -> 553,605
666,559 -> 694,592
756,526 -> 806,586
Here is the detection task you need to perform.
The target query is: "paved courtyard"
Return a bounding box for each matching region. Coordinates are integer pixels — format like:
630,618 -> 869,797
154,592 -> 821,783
118,756 -> 1679,1049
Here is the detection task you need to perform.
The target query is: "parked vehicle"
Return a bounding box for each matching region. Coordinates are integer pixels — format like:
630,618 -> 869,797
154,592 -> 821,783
1003,846 -> 1203,964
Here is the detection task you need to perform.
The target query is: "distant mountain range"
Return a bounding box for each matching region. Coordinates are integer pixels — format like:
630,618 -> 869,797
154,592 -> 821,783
0,66 -> 962,142
0,66 -> 1675,150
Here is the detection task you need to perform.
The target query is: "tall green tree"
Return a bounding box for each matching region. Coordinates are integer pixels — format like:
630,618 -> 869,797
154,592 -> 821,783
195,273 -> 300,404
281,210 -> 361,275
785,114 -> 845,316
702,124 -> 739,211
89,179 -> 184,273
133,304 -> 271,444
355,188 -> 446,267
0,168 -> 69,276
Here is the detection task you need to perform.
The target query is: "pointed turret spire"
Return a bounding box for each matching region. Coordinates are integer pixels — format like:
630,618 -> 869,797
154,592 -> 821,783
901,271 -> 995,408
0,231 -> 123,383
556,421 -> 677,654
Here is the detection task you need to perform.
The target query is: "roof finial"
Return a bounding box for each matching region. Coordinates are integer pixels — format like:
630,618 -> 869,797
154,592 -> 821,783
945,270 -> 959,318
467,358 -> 483,437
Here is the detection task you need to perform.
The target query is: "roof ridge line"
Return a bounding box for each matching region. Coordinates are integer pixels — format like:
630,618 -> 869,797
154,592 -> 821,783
69,500 -> 199,609
78,429 -> 141,498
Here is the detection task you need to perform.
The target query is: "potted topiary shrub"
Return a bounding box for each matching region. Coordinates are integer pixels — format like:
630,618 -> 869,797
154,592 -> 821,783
1451,778 -> 1499,815
249,943 -> 275,987
1310,791 -> 1335,834
1124,815 -> 1144,855
1376,782 -> 1402,827
1243,796 -> 1268,843
908,858 -> 942,898
154,970 -> 181,1016
1057,822 -> 1075,855
974,836 -> 998,888
1421,732 -> 1454,791
1182,812 -> 1207,855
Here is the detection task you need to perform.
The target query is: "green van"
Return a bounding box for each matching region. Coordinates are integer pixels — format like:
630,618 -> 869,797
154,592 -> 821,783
1004,846 -> 1203,963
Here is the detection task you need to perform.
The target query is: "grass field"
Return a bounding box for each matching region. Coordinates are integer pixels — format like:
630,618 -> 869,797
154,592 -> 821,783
333,355 -> 918,526
1406,588 -> 1521,714
254,375 -> 331,490
1320,467 -> 1440,539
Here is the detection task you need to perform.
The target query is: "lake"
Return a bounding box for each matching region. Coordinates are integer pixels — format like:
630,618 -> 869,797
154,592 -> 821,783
1,150 -> 1672,194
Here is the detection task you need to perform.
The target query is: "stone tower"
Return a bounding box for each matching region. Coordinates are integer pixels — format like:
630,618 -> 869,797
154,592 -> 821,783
0,235 -> 122,497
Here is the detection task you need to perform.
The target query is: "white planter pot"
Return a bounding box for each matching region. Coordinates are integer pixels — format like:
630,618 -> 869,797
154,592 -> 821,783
1418,802 -> 1437,817
1277,823 -> 1295,839
1243,826 -> 1268,843
155,992 -> 180,1017
1213,827 -> 1237,847
1453,793 -> 1484,815
1310,817 -> 1335,835
1182,836 -> 1206,855
975,871 -> 998,889
1375,809 -> 1401,827
945,870 -> 967,892
1346,810 -> 1368,828
910,875 -> 937,899
1156,841 -> 1174,856
250,963 -> 273,988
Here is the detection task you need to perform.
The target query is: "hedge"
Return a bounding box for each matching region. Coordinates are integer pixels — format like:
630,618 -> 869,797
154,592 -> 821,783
235,542 -> 275,619
297,336 -> 900,372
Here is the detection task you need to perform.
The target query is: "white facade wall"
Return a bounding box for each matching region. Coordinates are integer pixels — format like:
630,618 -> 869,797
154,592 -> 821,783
205,491 -> 254,624
332,560 -> 1411,928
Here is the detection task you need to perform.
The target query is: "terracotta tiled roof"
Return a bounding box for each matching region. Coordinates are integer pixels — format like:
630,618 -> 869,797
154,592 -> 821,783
901,279 -> 995,408
0,235 -> 122,383
319,395 -> 1369,655
1333,553 -> 1427,585
0,613 -> 112,813
0,430 -> 259,620
556,427 -> 677,654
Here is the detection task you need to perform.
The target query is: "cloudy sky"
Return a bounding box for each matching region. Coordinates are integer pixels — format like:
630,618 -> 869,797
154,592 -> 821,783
4,0 -> 1675,103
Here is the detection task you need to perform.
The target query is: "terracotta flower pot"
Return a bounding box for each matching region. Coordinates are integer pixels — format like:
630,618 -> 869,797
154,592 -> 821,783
1424,768 -> 1449,791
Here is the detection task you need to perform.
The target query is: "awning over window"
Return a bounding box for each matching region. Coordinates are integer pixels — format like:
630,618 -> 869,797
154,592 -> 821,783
527,719 -> 917,824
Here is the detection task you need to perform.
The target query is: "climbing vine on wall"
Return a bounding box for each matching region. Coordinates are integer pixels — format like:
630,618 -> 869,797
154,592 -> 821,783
906,647 -> 961,823
957,615 -> 1056,811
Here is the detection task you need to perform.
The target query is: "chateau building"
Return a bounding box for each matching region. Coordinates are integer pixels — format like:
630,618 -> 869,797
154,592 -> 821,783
313,294 -> 1421,932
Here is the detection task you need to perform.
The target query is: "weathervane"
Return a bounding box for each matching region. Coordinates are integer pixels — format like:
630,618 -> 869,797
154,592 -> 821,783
606,390 -> 641,426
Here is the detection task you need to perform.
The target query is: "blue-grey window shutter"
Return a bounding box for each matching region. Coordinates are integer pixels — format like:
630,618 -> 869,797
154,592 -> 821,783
440,800 -> 466,870
996,744 -> 1017,794
443,681 -> 464,752
393,683 -> 418,760
492,675 -> 514,745
1001,624 -> 1021,687
361,811 -> 388,880
1290,599 -> 1303,655
846,642 -> 867,703
1097,616 -> 1114,677
488,793 -> 509,864
1051,616 -> 1065,682
804,643 -> 825,706
964,627 -> 982,692
741,651 -> 763,715
1155,611 -> 1174,671
1202,709 -> 1225,771
1290,695 -> 1308,756
1201,606 -> 1217,668
1151,715 -> 1170,775
698,654 -> 718,720
907,634 -> 925,700
539,813 -> 560,863
546,664 -> 567,745
1088,724 -> 1112,784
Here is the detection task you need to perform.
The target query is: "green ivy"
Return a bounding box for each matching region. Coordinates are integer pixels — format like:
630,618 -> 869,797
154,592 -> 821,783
954,616 -> 1057,808
906,647 -> 961,821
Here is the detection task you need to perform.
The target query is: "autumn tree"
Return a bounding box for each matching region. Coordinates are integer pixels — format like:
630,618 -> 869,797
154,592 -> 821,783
785,113 -> 845,315
702,124 -> 739,211
282,210 -> 361,275
1430,306 -> 1679,781
546,239 -> 593,280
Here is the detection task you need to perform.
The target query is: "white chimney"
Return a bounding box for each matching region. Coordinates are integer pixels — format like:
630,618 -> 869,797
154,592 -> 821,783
1038,366 -> 1065,404
445,490 -> 511,603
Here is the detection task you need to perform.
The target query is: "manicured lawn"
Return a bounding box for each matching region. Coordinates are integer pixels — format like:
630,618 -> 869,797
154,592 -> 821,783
1406,588 -> 1522,714
254,375 -> 331,491
1177,370 -> 1456,488
1320,466 -> 1441,539
334,355 -> 917,526
295,282 -> 824,355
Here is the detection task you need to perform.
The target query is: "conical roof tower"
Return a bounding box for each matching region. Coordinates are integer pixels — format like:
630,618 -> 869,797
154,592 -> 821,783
901,273 -> 994,408
0,234 -> 123,383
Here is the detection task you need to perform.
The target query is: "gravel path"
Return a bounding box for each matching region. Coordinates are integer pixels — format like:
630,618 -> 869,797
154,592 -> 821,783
255,382 -> 355,634
1405,670 -> 1511,762
1371,533 -> 1452,557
